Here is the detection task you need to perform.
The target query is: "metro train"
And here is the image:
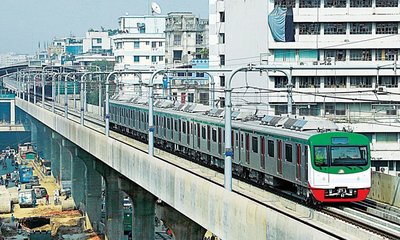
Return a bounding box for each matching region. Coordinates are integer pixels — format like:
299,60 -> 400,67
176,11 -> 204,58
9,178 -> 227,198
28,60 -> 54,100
109,97 -> 371,203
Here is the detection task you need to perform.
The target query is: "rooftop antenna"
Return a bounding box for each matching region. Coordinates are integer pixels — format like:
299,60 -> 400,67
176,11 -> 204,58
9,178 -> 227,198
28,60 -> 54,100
151,2 -> 162,15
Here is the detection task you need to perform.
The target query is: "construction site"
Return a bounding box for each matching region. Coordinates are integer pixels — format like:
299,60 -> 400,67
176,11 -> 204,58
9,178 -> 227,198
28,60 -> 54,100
0,147 -> 103,240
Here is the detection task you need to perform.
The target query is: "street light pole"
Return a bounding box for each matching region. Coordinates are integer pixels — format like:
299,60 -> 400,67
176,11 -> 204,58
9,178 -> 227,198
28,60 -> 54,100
224,65 -> 291,191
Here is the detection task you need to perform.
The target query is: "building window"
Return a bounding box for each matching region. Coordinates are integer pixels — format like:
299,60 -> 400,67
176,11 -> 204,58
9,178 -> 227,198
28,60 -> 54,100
274,76 -> 288,88
350,50 -> 371,61
173,50 -> 182,61
275,0 -> 295,7
219,12 -> 225,22
219,97 -> 225,108
96,38 -> 102,44
151,42 -> 157,48
350,76 -> 372,88
324,76 -> 346,88
324,49 -> 346,61
159,56 -> 164,61
378,76 -> 398,88
151,56 -> 157,62
196,34 -> 204,45
145,56 -> 150,59
376,0 -> 398,7
350,0 -> 372,7
145,41 -> 149,45
219,54 -> 225,66
299,23 -> 320,35
275,105 -> 288,115
274,49 -> 296,62
376,22 -> 398,34
376,133 -> 397,142
159,42 -> 163,47
376,49 -> 398,61
134,41 -> 140,49
299,76 -> 320,88
133,56 -> 140,62
174,34 -> 182,46
324,0 -> 346,7
299,0 -> 320,8
299,105 -> 320,116
218,33 -> 225,43
324,23 -> 346,34
350,23 -> 372,34
220,75 -> 226,87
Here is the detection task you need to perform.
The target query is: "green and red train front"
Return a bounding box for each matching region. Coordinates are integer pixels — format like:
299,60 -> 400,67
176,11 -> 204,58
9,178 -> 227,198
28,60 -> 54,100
308,132 -> 371,203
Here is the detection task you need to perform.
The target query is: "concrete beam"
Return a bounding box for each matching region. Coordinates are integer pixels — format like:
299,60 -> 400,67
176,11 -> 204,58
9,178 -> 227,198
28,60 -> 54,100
17,98 -> 340,240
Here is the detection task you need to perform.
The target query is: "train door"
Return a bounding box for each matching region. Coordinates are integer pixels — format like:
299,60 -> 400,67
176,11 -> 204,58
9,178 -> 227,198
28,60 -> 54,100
207,126 -> 211,151
218,128 -> 222,156
178,119 -> 182,142
245,133 -> 250,164
260,136 -> 265,170
304,146 -> 309,183
277,140 -> 283,174
240,133 -> 246,162
296,144 -> 301,181
197,123 -> 201,148
187,121 -> 190,145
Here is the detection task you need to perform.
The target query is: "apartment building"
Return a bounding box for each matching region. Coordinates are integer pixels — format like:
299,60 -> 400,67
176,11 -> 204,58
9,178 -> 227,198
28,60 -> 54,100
209,0 -> 400,175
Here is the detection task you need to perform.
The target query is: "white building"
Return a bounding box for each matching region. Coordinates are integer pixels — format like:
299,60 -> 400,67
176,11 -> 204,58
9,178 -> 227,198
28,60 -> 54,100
0,53 -> 29,67
113,15 -> 166,71
83,31 -> 112,55
209,0 -> 400,175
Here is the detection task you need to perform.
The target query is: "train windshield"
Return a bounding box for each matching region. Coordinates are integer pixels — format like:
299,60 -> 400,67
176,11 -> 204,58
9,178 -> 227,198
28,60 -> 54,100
331,146 -> 368,166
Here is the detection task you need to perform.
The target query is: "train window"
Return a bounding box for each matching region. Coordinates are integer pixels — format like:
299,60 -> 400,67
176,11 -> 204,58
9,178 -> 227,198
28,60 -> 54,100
252,137 -> 258,153
167,118 -> 171,130
202,126 -> 206,139
268,140 -> 274,157
174,120 -> 178,131
183,121 -> 187,134
314,146 -> 328,166
241,134 -> 244,148
163,117 -> 166,128
331,146 -> 368,166
212,129 -> 217,142
285,144 -> 293,162
178,120 -> 181,132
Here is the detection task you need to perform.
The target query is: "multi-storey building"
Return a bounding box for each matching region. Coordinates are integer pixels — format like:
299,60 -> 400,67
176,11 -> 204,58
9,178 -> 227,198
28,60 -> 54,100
164,12 -> 209,103
165,12 -> 209,67
113,15 -> 166,71
209,0 -> 400,175
83,31 -> 112,55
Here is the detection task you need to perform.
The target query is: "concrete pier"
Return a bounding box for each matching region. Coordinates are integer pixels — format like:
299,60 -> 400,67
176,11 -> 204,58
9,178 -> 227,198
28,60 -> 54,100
157,203 -> 206,240
50,133 -> 61,182
77,149 -> 103,232
71,148 -> 86,209
60,139 -> 73,188
120,178 -> 156,240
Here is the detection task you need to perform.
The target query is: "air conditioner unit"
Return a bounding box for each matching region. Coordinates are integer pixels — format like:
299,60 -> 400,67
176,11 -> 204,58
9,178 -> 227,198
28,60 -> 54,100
376,86 -> 387,94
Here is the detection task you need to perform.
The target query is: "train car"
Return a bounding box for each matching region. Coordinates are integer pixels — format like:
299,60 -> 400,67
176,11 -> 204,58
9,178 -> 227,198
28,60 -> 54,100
109,97 -> 371,203
19,166 -> 33,183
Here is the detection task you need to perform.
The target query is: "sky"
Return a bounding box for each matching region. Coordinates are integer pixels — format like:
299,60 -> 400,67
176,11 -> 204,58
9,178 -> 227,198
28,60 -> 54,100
0,0 -> 208,54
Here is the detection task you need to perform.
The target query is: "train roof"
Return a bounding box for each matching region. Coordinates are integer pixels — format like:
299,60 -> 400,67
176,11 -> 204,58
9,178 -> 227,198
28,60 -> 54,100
110,98 -> 339,141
